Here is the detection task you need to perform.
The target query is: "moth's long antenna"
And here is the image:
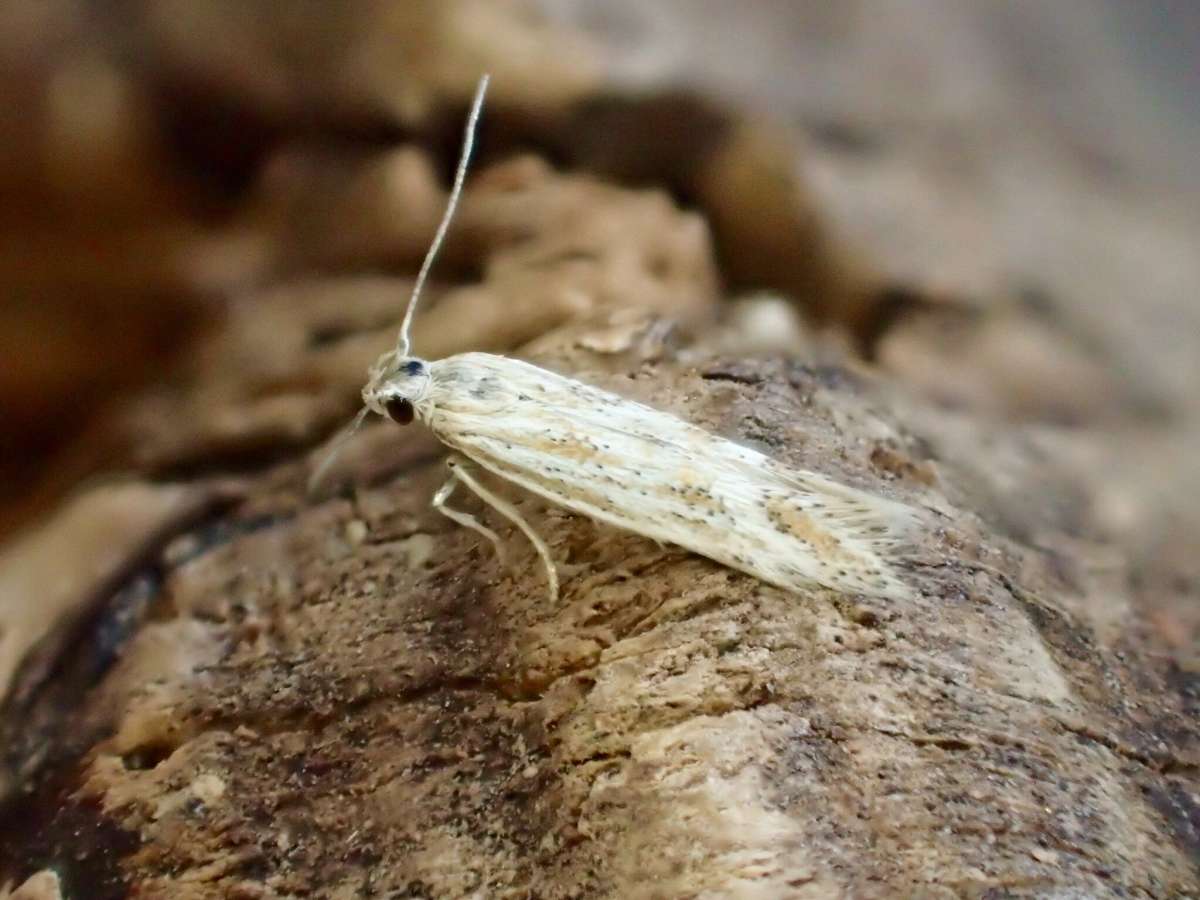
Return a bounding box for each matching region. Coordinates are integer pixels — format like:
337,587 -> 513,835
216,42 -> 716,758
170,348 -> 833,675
311,76 -> 488,496
396,73 -> 490,358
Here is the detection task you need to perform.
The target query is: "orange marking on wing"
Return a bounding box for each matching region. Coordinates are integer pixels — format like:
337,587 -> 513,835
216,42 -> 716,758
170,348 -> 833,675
766,497 -> 853,562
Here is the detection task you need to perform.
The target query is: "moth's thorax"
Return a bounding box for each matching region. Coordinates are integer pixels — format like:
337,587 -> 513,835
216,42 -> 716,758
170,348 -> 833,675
362,352 -> 435,421
422,353 -> 533,419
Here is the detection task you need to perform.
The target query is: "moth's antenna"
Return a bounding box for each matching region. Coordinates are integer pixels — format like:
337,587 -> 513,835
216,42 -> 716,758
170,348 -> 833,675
307,406 -> 371,495
311,76 -> 488,496
396,73 -> 490,358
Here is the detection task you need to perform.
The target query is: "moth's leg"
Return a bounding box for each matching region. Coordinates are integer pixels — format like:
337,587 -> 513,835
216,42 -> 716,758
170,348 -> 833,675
447,457 -> 560,604
432,462 -> 506,565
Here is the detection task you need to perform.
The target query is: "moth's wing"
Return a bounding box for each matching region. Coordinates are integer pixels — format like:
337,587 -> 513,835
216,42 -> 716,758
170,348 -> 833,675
544,373 -> 923,558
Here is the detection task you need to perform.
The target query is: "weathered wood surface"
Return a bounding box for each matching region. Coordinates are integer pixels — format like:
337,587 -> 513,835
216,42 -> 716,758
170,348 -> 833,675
1,2 -> 1198,897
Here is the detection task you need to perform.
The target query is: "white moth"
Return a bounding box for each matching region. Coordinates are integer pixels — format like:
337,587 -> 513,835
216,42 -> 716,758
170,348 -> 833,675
318,75 -> 919,603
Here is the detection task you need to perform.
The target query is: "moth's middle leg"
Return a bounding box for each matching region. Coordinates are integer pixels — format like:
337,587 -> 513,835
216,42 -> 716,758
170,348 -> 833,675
433,456 -> 560,604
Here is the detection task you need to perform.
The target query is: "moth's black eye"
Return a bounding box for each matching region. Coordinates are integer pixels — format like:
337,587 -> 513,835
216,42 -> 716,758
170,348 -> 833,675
403,360 -> 424,376
385,397 -> 415,425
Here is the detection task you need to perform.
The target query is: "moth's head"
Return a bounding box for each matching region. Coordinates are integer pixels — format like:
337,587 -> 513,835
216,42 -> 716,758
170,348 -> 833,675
362,352 -> 432,425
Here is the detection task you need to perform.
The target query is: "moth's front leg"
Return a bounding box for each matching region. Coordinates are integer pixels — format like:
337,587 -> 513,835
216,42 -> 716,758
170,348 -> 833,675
433,456 -> 560,604
432,459 -> 506,565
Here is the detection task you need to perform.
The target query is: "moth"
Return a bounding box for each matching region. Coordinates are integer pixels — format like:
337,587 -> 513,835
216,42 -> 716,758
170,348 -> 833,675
318,75 -> 919,603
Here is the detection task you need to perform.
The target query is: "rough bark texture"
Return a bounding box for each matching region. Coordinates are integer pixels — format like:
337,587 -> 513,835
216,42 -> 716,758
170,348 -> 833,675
2,2 -> 1198,898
